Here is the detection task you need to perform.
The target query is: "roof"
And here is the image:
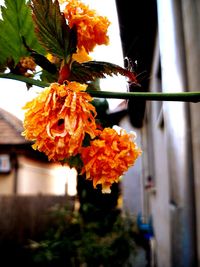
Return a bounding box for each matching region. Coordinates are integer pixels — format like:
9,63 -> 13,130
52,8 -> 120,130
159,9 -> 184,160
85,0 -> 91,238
0,108 -> 28,145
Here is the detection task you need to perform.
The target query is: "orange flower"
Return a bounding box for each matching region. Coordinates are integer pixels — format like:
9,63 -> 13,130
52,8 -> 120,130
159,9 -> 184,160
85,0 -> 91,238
62,0 -> 110,52
72,47 -> 92,63
81,127 -> 142,193
22,82 -> 98,161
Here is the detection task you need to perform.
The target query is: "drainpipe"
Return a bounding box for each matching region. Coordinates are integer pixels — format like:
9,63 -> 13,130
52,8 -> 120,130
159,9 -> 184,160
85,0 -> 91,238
156,0 -> 197,266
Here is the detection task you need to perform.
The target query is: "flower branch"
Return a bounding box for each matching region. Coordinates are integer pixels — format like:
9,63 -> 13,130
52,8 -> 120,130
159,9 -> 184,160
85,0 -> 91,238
87,90 -> 200,103
0,73 -> 49,88
1,72 -> 200,103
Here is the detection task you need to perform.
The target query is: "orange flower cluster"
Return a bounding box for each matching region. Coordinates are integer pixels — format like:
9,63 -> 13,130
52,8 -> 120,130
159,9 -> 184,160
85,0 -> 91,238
81,127 -> 142,193
62,0 -> 110,52
22,80 -> 142,192
22,82 -> 98,161
21,0 -> 142,193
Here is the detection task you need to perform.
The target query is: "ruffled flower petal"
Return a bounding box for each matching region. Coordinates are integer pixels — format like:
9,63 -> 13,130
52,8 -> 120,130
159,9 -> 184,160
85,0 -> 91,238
22,82 -> 98,161
80,127 -> 142,193
72,47 -> 92,63
62,0 -> 110,52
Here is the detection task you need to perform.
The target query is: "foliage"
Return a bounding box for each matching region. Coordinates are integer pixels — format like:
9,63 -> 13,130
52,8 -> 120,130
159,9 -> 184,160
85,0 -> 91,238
0,0 -> 45,66
0,0 -> 138,86
31,0 -> 77,61
0,0 -> 198,102
28,204 -> 140,267
69,60 -> 138,84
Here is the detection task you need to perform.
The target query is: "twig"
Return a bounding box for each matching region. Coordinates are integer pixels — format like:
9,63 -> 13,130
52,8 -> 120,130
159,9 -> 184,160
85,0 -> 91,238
1,73 -> 200,103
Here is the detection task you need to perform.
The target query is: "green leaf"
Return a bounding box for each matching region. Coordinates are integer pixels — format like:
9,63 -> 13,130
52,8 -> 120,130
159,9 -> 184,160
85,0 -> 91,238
69,61 -> 139,85
40,69 -> 58,83
0,0 -> 45,66
31,52 -> 57,74
0,63 -> 6,73
31,0 -> 77,60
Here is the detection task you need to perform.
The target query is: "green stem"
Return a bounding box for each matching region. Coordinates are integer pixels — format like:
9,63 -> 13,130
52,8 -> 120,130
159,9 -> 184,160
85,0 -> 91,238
1,73 -> 200,103
88,90 -> 200,103
0,73 -> 49,88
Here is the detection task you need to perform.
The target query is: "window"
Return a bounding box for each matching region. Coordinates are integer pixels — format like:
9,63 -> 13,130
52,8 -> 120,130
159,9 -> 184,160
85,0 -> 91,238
0,154 -> 11,173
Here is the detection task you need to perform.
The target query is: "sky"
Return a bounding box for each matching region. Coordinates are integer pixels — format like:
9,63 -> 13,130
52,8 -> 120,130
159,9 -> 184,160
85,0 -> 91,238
0,80 -> 44,120
0,0 -> 127,120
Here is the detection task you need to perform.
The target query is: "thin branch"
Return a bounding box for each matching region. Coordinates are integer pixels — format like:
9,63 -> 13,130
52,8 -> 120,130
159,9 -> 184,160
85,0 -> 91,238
1,73 -> 200,103
89,90 -> 200,103
0,73 -> 49,88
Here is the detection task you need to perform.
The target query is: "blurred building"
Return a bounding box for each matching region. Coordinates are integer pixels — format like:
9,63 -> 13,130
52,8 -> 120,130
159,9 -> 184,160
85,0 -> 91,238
0,108 -> 76,196
116,0 -> 200,266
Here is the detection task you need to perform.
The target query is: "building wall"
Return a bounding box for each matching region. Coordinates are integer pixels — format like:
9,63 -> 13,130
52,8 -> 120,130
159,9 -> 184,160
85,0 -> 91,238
181,0 -> 200,264
0,171 -> 15,194
0,155 -> 76,196
145,1 -> 199,266
18,156 -> 62,195
144,38 -> 171,267
119,117 -> 143,215
17,156 -> 74,196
